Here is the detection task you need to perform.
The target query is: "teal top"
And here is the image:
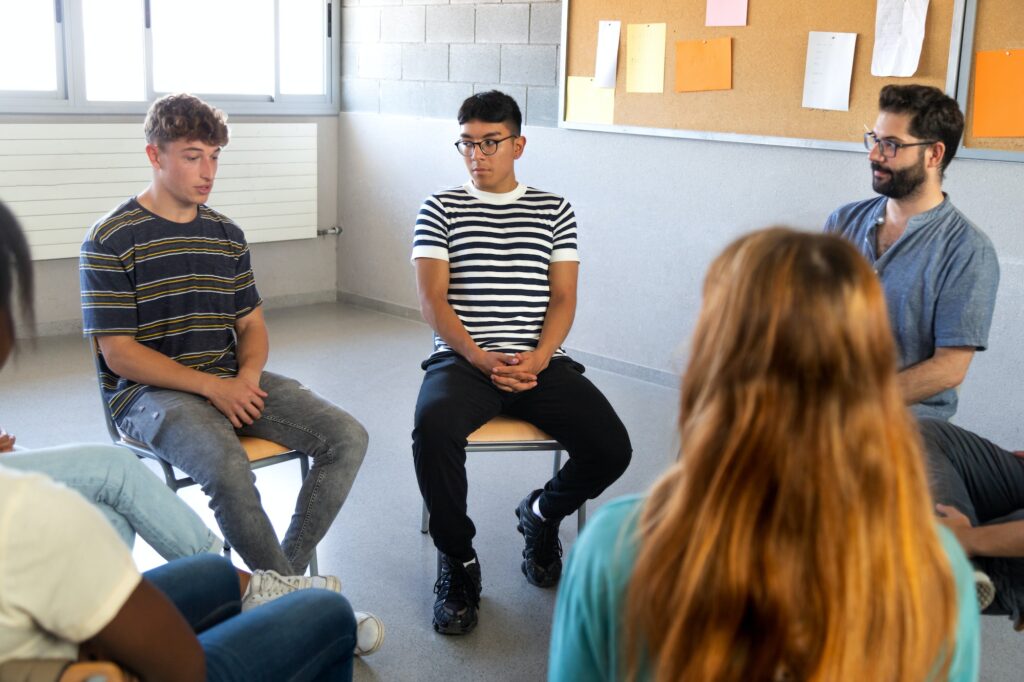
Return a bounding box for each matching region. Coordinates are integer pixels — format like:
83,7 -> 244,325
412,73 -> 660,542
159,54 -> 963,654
549,495 -> 980,682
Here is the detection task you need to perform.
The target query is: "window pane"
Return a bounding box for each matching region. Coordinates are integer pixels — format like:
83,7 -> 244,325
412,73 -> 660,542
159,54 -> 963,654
151,0 -> 274,96
280,0 -> 325,95
82,0 -> 146,101
0,0 -> 57,91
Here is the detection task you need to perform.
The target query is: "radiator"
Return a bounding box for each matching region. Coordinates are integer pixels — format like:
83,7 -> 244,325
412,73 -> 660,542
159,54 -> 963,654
0,122 -> 318,260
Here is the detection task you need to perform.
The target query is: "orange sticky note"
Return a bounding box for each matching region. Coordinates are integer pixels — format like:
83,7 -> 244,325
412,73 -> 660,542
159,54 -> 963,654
675,37 -> 732,92
973,49 -> 1024,138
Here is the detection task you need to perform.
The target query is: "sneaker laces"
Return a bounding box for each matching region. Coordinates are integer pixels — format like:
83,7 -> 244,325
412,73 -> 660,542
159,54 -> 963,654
434,562 -> 479,611
529,521 -> 563,566
251,570 -> 340,599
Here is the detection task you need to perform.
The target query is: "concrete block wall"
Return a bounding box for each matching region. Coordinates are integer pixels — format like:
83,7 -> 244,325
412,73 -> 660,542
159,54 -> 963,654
341,1 -> 561,126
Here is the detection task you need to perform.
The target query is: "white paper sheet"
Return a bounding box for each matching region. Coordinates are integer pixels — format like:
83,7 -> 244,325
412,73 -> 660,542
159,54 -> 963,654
594,20 -> 621,89
871,0 -> 929,77
802,32 -> 858,111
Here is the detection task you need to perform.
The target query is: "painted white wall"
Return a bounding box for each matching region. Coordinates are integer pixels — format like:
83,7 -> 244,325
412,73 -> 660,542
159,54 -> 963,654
0,114 -> 341,335
336,112 -> 1024,445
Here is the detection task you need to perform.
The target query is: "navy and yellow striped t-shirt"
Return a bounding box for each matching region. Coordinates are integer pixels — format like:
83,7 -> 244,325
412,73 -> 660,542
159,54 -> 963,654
80,198 -> 262,419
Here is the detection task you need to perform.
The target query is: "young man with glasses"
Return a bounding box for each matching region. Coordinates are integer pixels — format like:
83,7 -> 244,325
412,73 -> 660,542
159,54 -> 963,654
410,91 -> 632,635
825,84 -> 999,420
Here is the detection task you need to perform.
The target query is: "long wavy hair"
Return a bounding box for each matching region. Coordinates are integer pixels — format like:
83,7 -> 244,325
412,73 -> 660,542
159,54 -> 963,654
625,228 -> 957,681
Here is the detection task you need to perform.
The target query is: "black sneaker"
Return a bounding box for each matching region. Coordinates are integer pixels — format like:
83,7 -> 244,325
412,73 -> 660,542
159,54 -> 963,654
515,490 -> 563,588
432,553 -> 482,635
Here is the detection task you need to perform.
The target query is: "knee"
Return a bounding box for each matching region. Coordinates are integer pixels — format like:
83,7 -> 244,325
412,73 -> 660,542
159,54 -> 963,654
599,424 -> 633,478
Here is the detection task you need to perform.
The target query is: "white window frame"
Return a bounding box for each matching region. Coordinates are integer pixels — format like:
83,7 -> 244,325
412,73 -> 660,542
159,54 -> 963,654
0,0 -> 339,116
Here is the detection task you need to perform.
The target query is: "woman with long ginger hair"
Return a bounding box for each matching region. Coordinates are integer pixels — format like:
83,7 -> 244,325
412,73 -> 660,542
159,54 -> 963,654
548,228 -> 979,682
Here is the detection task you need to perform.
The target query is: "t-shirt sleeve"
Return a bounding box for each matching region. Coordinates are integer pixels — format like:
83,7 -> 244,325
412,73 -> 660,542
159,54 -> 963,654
411,195 -> 450,262
934,235 -> 999,351
937,525 -> 980,682
0,472 -> 141,644
233,238 -> 262,318
80,232 -> 138,337
550,200 -> 580,263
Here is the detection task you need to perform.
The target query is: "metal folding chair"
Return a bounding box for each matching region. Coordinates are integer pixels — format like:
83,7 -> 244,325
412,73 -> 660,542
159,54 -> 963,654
419,414 -> 587,536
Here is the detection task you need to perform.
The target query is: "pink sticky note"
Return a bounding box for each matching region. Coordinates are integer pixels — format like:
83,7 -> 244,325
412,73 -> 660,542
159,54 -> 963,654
706,0 -> 748,27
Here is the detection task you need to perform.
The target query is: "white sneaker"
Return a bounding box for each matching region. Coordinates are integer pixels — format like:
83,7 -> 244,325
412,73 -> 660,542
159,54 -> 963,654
354,611 -> 385,656
241,569 -> 342,611
975,569 -> 996,612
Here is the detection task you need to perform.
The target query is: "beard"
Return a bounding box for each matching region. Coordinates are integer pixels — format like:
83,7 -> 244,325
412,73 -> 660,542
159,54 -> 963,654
871,154 -> 927,199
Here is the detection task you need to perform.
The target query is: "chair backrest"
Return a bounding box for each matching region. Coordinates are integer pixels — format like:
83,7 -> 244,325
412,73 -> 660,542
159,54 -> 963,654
87,337 -> 125,445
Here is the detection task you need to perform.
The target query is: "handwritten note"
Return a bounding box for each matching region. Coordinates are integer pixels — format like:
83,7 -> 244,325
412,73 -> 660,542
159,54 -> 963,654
626,23 -> 666,93
706,0 -> 748,27
594,21 -> 621,89
871,0 -> 929,77
802,32 -> 857,111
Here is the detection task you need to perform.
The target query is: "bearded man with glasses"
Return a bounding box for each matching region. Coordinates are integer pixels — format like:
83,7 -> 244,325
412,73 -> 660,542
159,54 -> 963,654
410,91 -> 632,635
825,84 -> 999,421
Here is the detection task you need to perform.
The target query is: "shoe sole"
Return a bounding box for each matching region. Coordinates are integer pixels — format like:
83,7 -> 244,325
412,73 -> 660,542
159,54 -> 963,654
433,614 -> 478,635
976,571 -> 996,612
515,506 -> 559,588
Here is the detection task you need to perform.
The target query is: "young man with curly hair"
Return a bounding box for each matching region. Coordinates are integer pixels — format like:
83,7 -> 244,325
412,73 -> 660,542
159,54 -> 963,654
79,95 -> 381,651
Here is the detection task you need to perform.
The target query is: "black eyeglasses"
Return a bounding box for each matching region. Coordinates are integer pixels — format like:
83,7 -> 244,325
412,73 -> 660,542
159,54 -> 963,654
454,135 -> 517,157
863,131 -> 937,159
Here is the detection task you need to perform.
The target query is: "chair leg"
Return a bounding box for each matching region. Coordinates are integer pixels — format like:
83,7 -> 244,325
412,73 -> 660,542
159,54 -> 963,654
308,549 -> 319,577
552,449 -> 562,479
421,501 -> 430,534
578,502 -> 587,533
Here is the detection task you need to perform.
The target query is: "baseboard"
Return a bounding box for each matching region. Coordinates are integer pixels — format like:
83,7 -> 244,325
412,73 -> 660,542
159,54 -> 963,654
336,292 -> 426,324
337,291 -> 679,388
562,347 -> 678,388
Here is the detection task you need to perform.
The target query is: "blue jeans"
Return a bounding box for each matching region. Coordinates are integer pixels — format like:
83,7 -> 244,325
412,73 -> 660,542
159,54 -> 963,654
147,554 -> 355,681
2,443 -> 222,559
117,371 -> 368,574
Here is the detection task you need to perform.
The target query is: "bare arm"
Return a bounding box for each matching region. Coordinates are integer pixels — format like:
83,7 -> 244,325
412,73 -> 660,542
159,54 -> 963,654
937,504 -> 1024,558
415,257 -> 516,377
78,579 -> 204,682
897,346 -> 975,406
234,306 -> 269,383
491,261 -> 578,391
97,306 -> 270,428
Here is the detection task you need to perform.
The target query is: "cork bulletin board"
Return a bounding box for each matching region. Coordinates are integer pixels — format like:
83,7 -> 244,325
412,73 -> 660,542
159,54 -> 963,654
559,0 -> 964,151
956,0 -> 1024,159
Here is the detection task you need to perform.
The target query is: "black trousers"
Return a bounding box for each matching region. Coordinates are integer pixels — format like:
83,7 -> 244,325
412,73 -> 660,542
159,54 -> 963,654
412,354 -> 632,561
920,417 -> 1024,621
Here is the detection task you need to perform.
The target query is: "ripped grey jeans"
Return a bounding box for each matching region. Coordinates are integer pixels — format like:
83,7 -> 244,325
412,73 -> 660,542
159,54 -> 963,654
118,371 -> 368,574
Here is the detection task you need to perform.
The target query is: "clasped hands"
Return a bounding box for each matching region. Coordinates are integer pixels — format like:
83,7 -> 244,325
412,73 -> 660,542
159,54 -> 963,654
203,371 -> 268,428
471,350 -> 550,393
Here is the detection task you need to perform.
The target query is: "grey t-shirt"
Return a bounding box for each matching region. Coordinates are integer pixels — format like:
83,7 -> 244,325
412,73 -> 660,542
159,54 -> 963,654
825,195 -> 999,420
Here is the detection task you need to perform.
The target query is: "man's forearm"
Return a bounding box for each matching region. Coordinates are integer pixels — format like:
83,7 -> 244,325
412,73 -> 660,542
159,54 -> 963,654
534,294 -> 576,362
421,297 -> 484,362
100,338 -> 215,397
897,347 -> 973,405
235,323 -> 269,378
954,520 -> 1024,558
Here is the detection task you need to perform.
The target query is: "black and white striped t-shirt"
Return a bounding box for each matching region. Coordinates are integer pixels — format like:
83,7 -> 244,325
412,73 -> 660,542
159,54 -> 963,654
412,182 -> 580,358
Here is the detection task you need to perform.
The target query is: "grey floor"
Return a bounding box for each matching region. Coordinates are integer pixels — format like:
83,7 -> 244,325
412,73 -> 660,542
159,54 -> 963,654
0,302 -> 1019,680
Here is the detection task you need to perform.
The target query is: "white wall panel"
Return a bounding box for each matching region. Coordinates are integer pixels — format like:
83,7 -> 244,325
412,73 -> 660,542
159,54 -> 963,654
0,122 -> 317,260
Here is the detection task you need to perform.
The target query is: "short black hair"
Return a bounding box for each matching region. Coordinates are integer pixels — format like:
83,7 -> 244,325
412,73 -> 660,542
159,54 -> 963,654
457,90 -> 522,136
0,201 -> 34,349
878,84 -> 964,175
